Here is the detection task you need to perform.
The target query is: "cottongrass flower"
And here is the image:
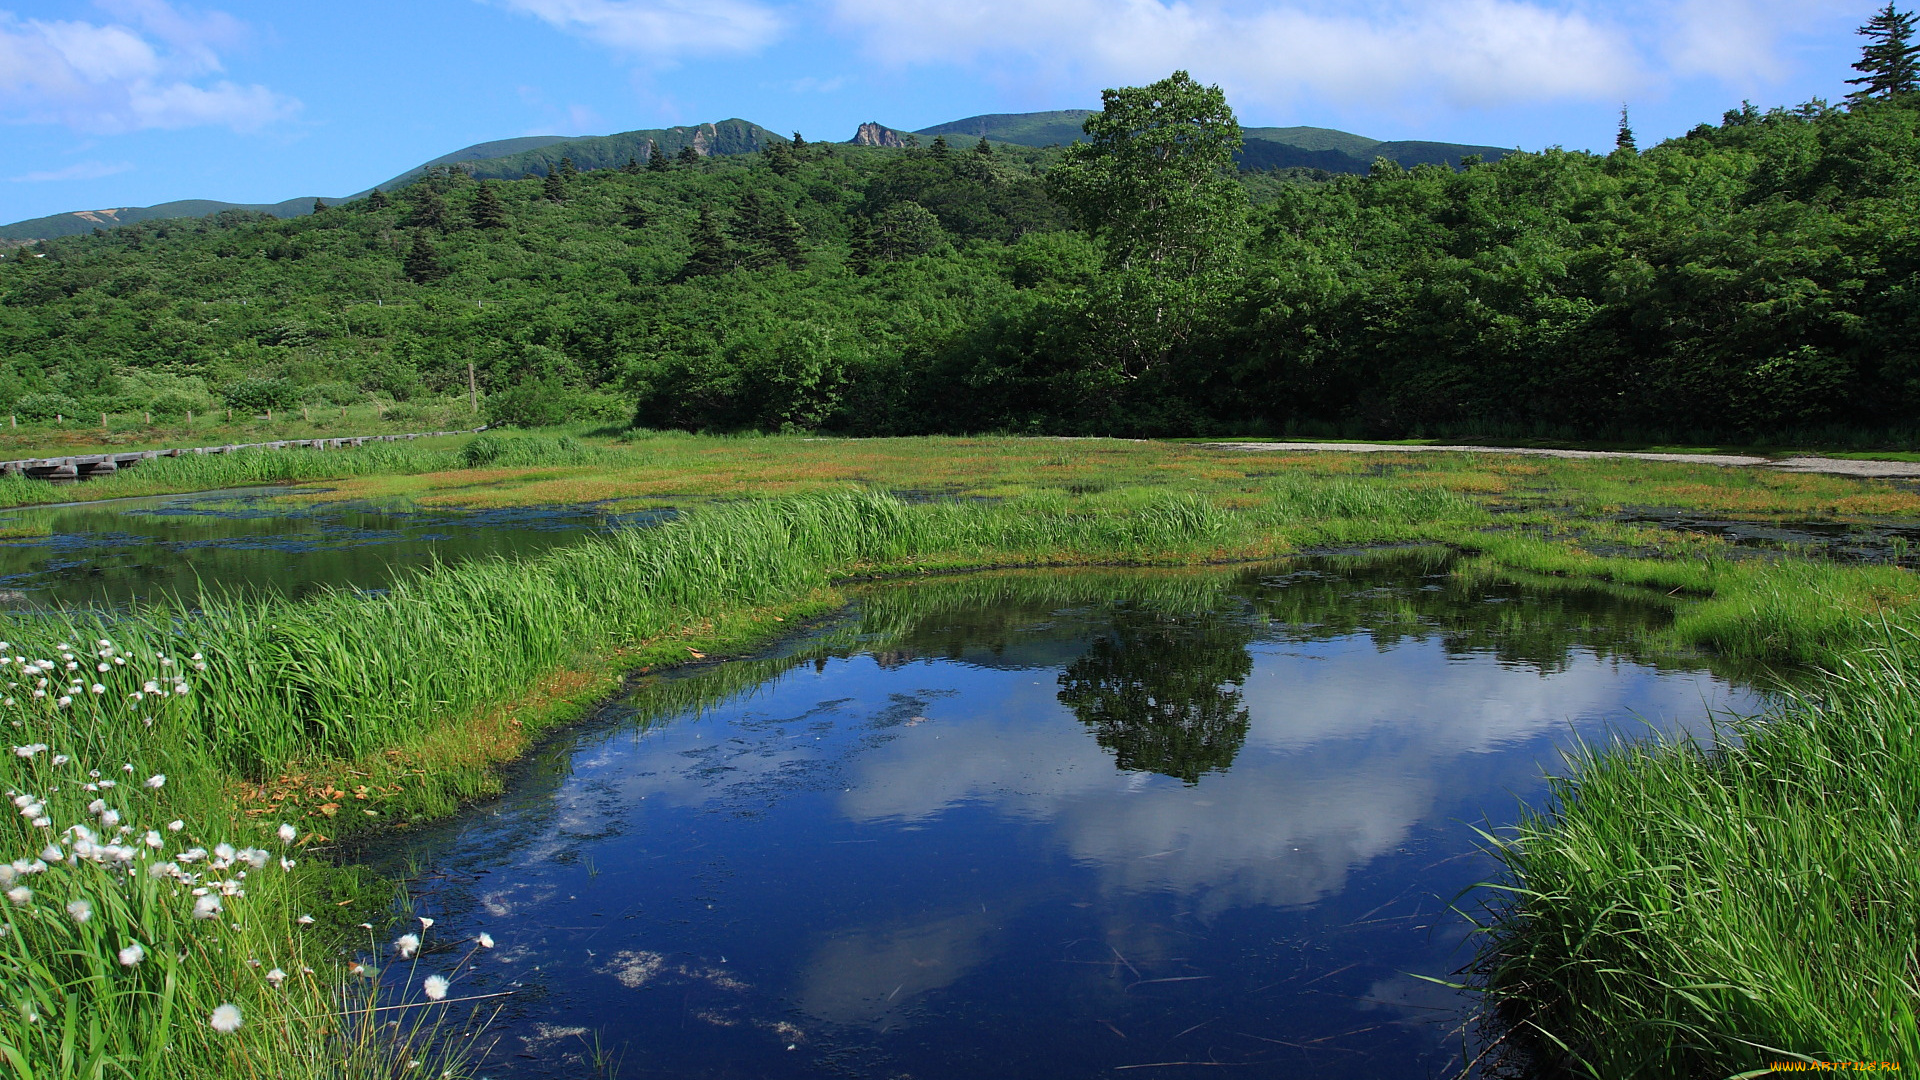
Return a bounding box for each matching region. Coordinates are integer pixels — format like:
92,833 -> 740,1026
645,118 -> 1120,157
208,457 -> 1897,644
144,774 -> 165,789
476,932 -> 494,949
166,820 -> 183,832
296,914 -> 315,925
393,933 -> 420,959
279,857 -> 296,872
277,823 -> 296,844
423,974 -> 449,1001
7,885 -> 30,905
118,942 -> 145,967
349,962 -> 376,979
266,967 -> 287,988
192,894 -> 222,920
65,898 -> 91,923
208,1003 -> 242,1033
419,916 -> 434,930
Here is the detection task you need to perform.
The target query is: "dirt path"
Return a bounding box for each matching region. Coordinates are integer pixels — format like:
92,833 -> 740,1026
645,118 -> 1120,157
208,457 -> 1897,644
1204,442 -> 1920,479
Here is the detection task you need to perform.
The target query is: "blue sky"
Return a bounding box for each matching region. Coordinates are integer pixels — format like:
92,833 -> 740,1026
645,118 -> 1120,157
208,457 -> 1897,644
0,0 -> 1884,224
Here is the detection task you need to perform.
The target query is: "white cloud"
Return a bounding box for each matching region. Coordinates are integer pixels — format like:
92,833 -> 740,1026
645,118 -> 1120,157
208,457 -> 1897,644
0,2 -> 297,133
9,160 -> 133,182
825,0 -> 1818,114
486,0 -> 783,59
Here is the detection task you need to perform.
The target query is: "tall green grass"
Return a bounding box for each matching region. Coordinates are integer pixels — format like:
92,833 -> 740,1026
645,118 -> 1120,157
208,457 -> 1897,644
0,443 -> 462,509
1474,626 -> 1920,1074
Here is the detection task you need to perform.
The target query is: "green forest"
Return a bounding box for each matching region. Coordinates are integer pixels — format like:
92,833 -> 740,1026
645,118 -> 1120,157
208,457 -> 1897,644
2,46 -> 1918,443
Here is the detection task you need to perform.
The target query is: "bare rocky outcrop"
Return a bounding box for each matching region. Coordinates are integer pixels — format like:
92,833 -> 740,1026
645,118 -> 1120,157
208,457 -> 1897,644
850,122 -> 910,148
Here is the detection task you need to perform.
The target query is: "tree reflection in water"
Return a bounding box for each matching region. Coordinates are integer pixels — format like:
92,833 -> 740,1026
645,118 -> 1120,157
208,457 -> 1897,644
1056,605 -> 1256,784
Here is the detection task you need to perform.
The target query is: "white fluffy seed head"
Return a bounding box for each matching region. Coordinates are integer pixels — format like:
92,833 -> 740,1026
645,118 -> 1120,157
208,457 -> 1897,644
476,932 -> 495,949
266,967 -> 287,987
144,775 -> 165,789
6,885 -> 30,905
118,942 -> 145,967
192,894 -> 221,920
423,974 -> 449,1001
65,899 -> 91,923
393,933 -> 420,959
208,1003 -> 242,1033
277,823 -> 296,844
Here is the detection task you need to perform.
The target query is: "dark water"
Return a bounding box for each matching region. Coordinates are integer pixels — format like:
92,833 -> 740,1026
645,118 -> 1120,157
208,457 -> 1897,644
372,554 -> 1762,1079
0,488 -> 666,608
1617,508 -> 1920,566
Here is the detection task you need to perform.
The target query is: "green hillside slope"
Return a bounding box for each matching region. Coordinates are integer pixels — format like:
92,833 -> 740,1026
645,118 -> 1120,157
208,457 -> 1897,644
365,135 -> 575,192
910,110 -> 1508,173
1,123 -> 785,243
0,198 -> 322,242
1240,125 -> 1381,155
917,111 -> 1095,146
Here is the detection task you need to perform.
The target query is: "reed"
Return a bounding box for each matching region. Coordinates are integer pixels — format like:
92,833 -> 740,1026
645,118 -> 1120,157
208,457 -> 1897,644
1473,624 -> 1920,1075
0,443 -> 462,509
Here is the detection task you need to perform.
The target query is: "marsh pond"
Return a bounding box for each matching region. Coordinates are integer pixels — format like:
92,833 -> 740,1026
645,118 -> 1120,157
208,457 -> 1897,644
0,487 -> 662,608
363,552 -> 1762,1078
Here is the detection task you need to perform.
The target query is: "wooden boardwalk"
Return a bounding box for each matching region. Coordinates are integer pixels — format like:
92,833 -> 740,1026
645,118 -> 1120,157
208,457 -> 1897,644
0,427 -> 485,483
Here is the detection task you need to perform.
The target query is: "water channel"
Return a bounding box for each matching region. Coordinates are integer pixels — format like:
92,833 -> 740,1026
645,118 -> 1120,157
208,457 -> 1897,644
368,552 -> 1764,1079
0,488 -> 663,608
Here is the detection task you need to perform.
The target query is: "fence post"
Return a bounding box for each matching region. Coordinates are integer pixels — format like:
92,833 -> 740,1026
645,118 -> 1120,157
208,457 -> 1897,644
469,363 -> 478,414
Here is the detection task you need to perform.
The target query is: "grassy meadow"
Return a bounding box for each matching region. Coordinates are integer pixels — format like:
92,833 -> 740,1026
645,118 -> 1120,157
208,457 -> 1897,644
0,430 -> 1917,1076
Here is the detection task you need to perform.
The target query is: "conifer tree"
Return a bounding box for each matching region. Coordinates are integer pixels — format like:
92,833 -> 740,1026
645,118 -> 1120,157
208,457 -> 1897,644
1848,3 -> 1920,102
622,155 -> 641,175
366,187 -> 390,210
648,141 -> 669,172
769,212 -> 806,270
410,185 -> 449,231
975,137 -> 993,157
685,206 -> 731,276
730,189 -> 774,267
677,144 -> 702,166
311,198 -> 328,213
543,169 -> 567,202
792,131 -> 809,152
404,230 -> 445,283
621,199 -> 651,230
764,138 -> 798,177
846,218 -> 873,276
472,181 -> 508,229
558,155 -> 579,179
930,135 -> 950,157
1615,105 -> 1637,153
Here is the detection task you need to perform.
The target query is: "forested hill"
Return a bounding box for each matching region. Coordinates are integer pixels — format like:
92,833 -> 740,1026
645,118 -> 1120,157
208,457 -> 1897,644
2,91 -> 1916,443
918,111 -> 1511,172
3,112 -> 1500,242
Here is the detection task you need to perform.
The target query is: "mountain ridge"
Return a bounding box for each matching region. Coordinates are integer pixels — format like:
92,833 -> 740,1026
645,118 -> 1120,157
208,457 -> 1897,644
2,110 -> 1511,241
